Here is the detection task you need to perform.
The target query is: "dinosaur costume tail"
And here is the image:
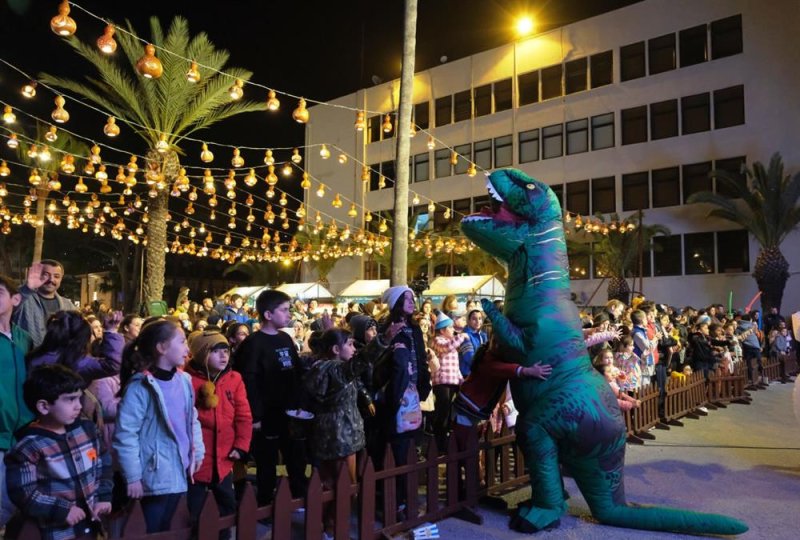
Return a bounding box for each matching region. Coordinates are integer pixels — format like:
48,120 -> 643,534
586,501 -> 749,535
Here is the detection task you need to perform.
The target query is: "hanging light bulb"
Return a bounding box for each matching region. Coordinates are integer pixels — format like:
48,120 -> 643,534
228,202 -> 237,217
378,176 -> 386,189
95,164 -> 108,181
296,203 -> 306,218
281,163 -> 292,177
331,194 -> 343,208
409,123 -> 417,137
364,212 -> 373,223
382,114 -> 393,133
186,61 -> 201,83
0,161 -> 10,177
428,200 -> 436,213
88,144 -> 102,165
354,111 -> 366,131
316,184 -> 326,198
231,148 -> 244,168
50,96 -> 70,123
266,90 -> 280,111
361,166 -> 371,182
7,134 -> 19,149
292,98 -> 309,123
202,169 -> 215,194
200,143 -> 214,163
42,126 -> 58,143
27,145 -> 39,159
50,0 -> 76,36
378,219 -> 388,233
291,148 -> 302,164
300,172 -> 311,189
263,149 -> 275,166
412,193 -> 420,205
450,151 -> 458,166
319,144 -> 330,159
38,147 -> 52,163
427,136 -> 435,150
347,203 -> 357,218
21,81 -> 37,98
244,193 -> 254,206
137,44 -> 163,79
444,208 -> 451,220
115,166 -> 126,183
228,79 -> 244,100
337,153 -> 348,165
28,169 -> 42,186
244,168 -> 257,187
3,106 -> 16,124
94,24 -> 118,53
266,165 -> 278,186
104,116 -> 120,137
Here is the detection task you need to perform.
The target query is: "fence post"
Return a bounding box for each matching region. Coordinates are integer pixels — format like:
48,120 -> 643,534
405,442 -> 419,522
425,438 -> 439,515
271,477 -> 293,540
359,457 -> 377,540
446,435 -> 459,508
236,483 -> 258,540
121,500 -> 148,537
197,490 -> 221,540
305,469 -> 324,540
333,462 -> 352,540
382,443 -> 398,526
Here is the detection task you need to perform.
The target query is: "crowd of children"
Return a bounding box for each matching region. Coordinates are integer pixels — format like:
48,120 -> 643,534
1,269 -> 797,539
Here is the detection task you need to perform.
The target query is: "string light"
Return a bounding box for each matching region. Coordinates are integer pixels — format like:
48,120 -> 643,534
3,106 -> 16,124
103,117 -> 120,137
354,111 -> 366,131
50,0 -> 77,37
228,79 -> 244,100
45,126 -> 58,142
266,90 -> 280,111
231,148 -> 244,168
136,44 -> 163,79
292,98 -> 309,124
51,96 -> 69,124
187,61 -> 201,83
200,143 -> 214,163
6,134 -> 19,149
319,144 -> 330,159
97,25 -> 117,53
291,148 -> 302,164
21,82 -> 37,98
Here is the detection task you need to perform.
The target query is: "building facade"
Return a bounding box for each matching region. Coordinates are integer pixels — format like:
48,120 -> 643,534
304,0 -> 800,311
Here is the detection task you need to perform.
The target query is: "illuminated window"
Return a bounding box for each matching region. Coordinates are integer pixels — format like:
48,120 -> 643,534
684,232 -> 715,275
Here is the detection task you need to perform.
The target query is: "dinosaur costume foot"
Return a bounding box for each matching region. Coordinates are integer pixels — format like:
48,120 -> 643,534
509,500 -> 567,532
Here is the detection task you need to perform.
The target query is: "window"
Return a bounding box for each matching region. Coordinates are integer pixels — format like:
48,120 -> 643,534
413,153 -> 429,183
453,90 -> 471,123
650,99 -> 678,140
682,161 -> 712,204
622,171 -> 649,210
684,232 -> 715,274
681,92 -> 710,134
621,106 -> 647,145
494,78 -> 513,112
433,203 -> 451,232
453,198 -> 471,223
591,113 -> 615,150
651,167 -> 680,208
519,129 -> 539,163
652,236 -> 682,276
711,14 -> 743,59
542,124 -> 563,159
367,115 -> 381,144
550,184 -> 564,209
368,164 -> 380,191
382,113 -> 396,139
434,149 -> 451,179
472,196 -> 491,214
453,143 -> 472,175
566,180 -> 590,216
518,71 -> 539,106
474,84 -> 492,117
494,135 -> 513,168
714,156 -> 746,198
541,64 -> 563,100
679,24 -> 707,67
569,252 -> 590,280
565,58 -> 587,95
435,95 -> 452,127
620,41 -> 646,81
413,102 -> 429,130
590,51 -> 613,88
474,139 -> 492,170
648,33 -> 676,75
714,85 -> 745,128
591,176 -> 615,214
566,118 -> 588,155
381,161 -> 395,188
717,230 -> 749,273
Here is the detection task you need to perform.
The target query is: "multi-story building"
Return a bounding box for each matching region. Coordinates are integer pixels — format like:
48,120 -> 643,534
304,0 -> 800,311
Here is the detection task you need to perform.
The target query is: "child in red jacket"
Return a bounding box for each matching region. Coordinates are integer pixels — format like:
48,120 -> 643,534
186,331 -> 252,540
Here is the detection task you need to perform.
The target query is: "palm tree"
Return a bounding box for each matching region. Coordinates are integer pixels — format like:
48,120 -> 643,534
40,17 -> 265,302
293,230 -> 340,288
570,213 -> 670,304
688,153 -> 800,313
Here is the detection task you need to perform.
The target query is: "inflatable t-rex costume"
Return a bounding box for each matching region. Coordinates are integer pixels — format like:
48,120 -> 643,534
460,168 -> 747,535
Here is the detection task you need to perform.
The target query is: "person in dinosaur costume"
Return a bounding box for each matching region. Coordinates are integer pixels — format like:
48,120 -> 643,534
460,168 -> 747,535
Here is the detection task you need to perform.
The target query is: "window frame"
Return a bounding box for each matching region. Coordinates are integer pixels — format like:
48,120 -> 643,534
541,64 -> 564,100
590,50 -> 613,88
542,124 -> 564,159
651,166 -> 681,208
622,171 -> 650,211
453,89 -> 472,123
474,139 -> 493,170
714,85 -> 745,129
684,232 -> 716,275
494,135 -> 513,168
474,84 -> 492,117
621,106 -> 648,145
620,41 -> 646,81
681,92 -> 711,134
711,14 -> 743,59
413,152 -> 429,183
591,176 -> 616,214
565,58 -> 588,95
494,78 -> 513,112
648,33 -> 677,75
679,24 -> 708,67
650,99 -> 679,140
518,129 -> 540,163
518,71 -> 539,106
435,95 -> 452,127
566,118 -> 589,155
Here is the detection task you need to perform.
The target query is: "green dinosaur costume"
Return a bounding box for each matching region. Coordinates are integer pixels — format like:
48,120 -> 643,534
460,168 -> 747,535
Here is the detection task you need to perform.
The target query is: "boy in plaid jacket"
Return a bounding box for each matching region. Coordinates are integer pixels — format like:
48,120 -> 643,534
4,365 -> 112,540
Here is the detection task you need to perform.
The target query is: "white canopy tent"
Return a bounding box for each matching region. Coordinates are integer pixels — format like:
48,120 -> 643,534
422,275 -> 505,306
220,285 -> 265,302
273,282 -> 334,300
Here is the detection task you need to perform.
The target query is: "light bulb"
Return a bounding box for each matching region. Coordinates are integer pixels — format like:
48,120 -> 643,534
412,194 -> 420,205
316,184 -> 326,197
279,192 -> 288,206
229,79 -> 244,100
378,176 -> 386,189
21,81 -> 37,98
104,117 -> 120,137
0,161 -> 10,177
51,96 -> 70,123
38,147 -> 52,163
266,90 -> 280,111
450,152 -> 458,166
97,25 -> 117,53
292,98 -> 309,123
75,177 -> 87,193
428,201 -> 436,213
44,125 -> 58,142
200,143 -> 214,163
7,134 -> 19,149
319,144 -> 330,159
59,154 -> 74,174
347,203 -> 357,218
28,169 -> 42,186
300,172 -> 310,189
281,163 -> 292,177
266,165 -> 278,186
409,123 -> 417,137
90,144 -> 102,164
156,134 -> 169,153
332,194 -> 343,208
382,114 -> 392,133
427,136 -> 435,150
231,148 -> 244,168
291,148 -> 302,164
467,163 -> 477,177
354,111 -> 366,131
187,61 -> 201,83
338,153 -> 348,164
95,164 -> 108,181
3,106 -> 16,124
50,0 -> 76,36
136,44 -> 163,79
264,149 -> 274,166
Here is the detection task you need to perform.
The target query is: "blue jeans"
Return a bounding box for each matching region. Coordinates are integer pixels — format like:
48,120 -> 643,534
140,492 -> 184,533
0,450 -> 17,527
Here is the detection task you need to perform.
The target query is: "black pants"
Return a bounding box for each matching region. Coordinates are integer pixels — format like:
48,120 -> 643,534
141,492 -> 183,533
655,363 -> 667,420
187,472 -> 236,540
432,385 -> 458,454
251,428 -> 308,506
743,346 -> 762,384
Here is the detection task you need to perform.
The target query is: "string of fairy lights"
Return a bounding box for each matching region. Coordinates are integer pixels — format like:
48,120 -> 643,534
0,0 -> 639,267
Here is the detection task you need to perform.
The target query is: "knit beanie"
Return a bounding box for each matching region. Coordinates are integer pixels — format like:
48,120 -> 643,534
435,311 -> 454,331
381,285 -> 413,311
349,314 -> 377,344
189,330 -> 229,363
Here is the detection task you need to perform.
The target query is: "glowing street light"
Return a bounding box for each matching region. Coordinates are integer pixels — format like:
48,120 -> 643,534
516,16 -> 535,37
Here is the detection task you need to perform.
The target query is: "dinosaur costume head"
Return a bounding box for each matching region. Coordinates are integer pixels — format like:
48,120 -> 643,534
459,168 -> 747,536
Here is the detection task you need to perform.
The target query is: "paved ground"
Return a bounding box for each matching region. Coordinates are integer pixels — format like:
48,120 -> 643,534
429,381 -> 800,539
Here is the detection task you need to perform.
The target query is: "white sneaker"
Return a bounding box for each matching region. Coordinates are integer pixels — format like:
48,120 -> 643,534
698,406 -> 709,413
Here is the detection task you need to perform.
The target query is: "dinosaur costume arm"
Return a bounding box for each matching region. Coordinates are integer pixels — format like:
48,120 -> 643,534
481,298 -> 525,353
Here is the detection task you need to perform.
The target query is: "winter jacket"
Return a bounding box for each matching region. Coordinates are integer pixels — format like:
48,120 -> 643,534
113,370 -> 204,496
28,331 -> 124,384
223,307 -> 249,324
4,419 -> 112,540
736,320 -> 761,351
379,324 -> 431,435
432,333 -> 467,386
452,345 -> 524,424
689,332 -> 715,365
82,375 -> 120,459
0,324 -> 33,451
12,285 -> 74,347
186,365 -> 252,483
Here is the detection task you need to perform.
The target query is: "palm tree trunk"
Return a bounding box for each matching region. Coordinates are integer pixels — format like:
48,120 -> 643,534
390,0 -> 418,286
32,189 -> 49,264
753,246 -> 790,313
143,190 -> 168,303
607,276 -> 631,304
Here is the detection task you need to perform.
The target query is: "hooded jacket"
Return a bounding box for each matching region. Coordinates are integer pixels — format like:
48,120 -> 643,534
28,331 -> 124,384
735,320 -> 761,351
12,285 -> 74,347
0,324 -> 33,451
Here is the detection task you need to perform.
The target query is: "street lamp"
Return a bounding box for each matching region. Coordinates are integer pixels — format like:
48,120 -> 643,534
516,16 -> 535,38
